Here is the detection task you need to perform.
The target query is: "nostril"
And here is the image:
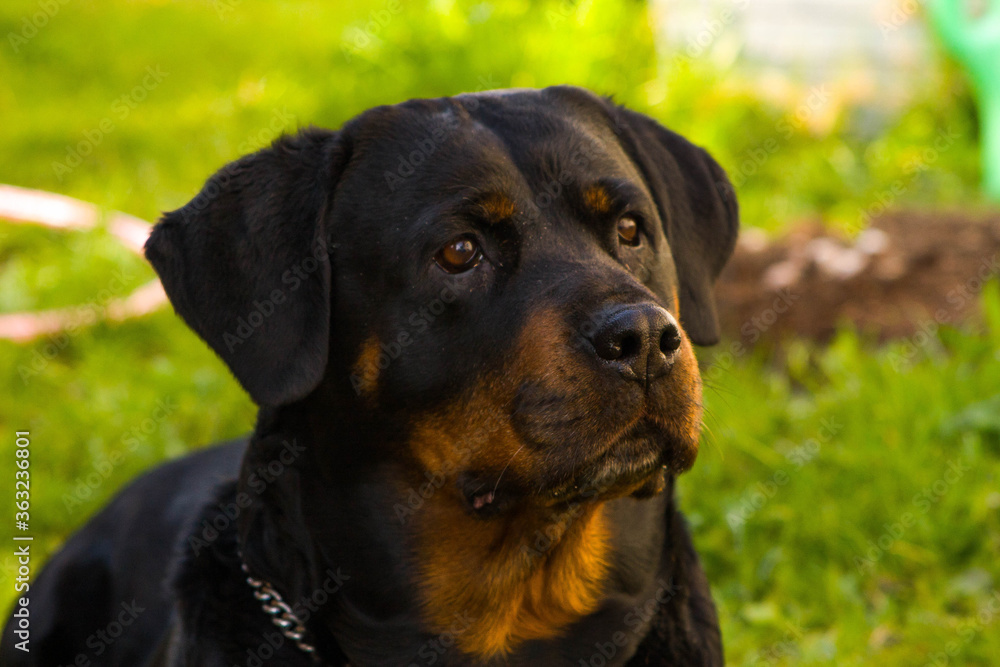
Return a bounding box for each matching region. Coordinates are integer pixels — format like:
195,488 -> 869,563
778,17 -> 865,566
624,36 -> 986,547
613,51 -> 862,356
594,330 -> 640,361
618,333 -> 641,360
597,338 -> 622,361
659,325 -> 682,355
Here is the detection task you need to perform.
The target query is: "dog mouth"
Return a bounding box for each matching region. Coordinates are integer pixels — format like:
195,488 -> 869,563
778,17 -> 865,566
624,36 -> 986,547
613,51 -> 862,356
460,420 -> 682,517
460,474 -> 519,518
545,422 -> 672,502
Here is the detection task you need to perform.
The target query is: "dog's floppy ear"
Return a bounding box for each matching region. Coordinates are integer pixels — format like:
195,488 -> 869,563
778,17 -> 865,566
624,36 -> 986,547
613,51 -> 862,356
610,107 -> 739,345
145,128 -> 349,406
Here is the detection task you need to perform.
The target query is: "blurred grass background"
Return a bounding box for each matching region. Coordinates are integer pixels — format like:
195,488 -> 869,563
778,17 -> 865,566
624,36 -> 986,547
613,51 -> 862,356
0,1 -> 998,664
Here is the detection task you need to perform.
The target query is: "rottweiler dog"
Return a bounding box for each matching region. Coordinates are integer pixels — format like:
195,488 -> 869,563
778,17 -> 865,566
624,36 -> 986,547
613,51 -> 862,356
1,85 -> 738,666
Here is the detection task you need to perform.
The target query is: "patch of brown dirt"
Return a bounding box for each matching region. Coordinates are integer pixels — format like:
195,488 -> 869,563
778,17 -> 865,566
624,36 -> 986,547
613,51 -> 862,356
714,211 -> 1000,345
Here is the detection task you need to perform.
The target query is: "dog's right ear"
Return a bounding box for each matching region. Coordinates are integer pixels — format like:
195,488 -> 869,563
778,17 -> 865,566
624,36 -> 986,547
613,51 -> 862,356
606,106 -> 739,346
145,128 -> 350,407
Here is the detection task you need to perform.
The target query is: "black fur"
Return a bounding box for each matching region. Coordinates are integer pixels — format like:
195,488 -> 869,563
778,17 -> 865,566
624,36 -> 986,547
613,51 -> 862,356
1,86 -> 738,666
144,129 -> 350,406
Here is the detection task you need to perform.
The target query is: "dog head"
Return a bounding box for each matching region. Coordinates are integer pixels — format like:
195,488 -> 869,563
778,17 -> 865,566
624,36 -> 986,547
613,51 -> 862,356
146,85 -> 738,516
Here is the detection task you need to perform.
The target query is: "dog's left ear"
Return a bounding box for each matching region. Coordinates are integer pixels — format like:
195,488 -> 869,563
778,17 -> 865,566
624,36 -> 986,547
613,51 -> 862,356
610,106 -> 739,346
145,128 -> 350,406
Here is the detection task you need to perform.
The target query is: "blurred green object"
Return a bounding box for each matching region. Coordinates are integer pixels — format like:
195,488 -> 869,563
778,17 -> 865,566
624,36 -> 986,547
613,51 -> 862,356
928,0 -> 1000,199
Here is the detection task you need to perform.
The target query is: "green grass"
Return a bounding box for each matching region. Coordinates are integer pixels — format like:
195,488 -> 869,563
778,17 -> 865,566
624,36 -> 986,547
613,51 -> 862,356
1,1 -> 999,665
0,0 -> 989,234
686,290 -> 1000,665
2,282 -> 998,666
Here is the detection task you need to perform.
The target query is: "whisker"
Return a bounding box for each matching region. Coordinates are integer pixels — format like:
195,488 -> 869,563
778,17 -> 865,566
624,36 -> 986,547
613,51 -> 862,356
493,444 -> 525,494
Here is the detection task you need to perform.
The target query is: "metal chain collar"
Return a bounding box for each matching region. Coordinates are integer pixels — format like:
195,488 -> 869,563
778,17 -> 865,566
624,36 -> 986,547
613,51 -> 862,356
240,560 -> 322,662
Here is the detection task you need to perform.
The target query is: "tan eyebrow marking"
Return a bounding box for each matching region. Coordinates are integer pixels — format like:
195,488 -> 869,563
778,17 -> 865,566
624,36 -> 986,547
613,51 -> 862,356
351,335 -> 382,402
583,184 -> 612,214
475,192 -> 518,222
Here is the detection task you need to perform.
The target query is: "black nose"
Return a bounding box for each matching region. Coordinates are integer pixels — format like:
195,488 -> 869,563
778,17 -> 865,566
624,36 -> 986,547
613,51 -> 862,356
587,303 -> 682,383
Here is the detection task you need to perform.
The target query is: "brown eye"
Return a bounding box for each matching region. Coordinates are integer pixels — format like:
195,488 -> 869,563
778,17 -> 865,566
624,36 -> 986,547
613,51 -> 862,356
617,217 -> 640,246
435,236 -> 482,274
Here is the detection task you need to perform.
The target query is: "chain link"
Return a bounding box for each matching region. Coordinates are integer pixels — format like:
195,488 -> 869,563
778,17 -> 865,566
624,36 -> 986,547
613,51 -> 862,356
240,560 -> 321,661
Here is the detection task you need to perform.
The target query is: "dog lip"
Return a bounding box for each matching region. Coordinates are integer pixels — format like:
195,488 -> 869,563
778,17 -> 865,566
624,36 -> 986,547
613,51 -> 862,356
459,472 -> 517,518
543,427 -> 668,502
458,418 -> 692,515
471,490 -> 495,509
